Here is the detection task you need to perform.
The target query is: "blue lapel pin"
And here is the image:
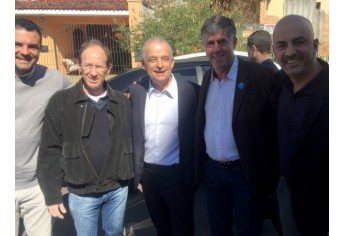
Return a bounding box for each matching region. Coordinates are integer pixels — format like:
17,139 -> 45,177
237,82 -> 245,90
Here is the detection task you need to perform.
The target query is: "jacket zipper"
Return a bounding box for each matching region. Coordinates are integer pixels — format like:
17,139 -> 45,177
80,102 -> 100,180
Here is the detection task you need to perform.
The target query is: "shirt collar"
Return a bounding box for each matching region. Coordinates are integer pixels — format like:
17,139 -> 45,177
148,74 -> 177,99
282,59 -> 327,96
17,64 -> 37,80
211,55 -> 239,82
85,91 -> 109,110
85,90 -> 108,102
74,79 -> 114,104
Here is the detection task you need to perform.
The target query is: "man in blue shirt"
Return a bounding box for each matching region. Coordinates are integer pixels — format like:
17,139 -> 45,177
196,15 -> 280,236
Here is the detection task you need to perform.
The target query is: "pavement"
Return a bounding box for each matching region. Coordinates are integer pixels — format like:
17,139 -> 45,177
120,183 -> 280,236
19,183 -> 281,236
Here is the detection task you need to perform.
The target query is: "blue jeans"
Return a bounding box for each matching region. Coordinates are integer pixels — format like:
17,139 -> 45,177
68,186 -> 128,236
205,158 -> 262,236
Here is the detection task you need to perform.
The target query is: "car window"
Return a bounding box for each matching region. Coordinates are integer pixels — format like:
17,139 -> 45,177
200,65 -> 212,84
108,60 -> 212,92
108,69 -> 146,92
172,67 -> 198,84
136,75 -> 149,86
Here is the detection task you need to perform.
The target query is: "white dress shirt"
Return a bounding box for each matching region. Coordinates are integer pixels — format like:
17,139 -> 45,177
204,56 -> 240,162
144,75 -> 180,165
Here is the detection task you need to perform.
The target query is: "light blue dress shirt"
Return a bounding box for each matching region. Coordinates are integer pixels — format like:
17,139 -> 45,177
144,75 -> 180,165
204,56 -> 240,162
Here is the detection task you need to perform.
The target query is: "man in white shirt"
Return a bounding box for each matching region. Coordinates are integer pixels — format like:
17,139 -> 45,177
129,36 -> 199,236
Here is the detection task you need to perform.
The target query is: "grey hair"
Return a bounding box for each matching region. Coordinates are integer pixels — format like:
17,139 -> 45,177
201,15 -> 237,41
140,36 -> 173,60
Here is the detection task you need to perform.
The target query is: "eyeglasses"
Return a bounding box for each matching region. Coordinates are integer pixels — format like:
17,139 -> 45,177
81,64 -> 107,73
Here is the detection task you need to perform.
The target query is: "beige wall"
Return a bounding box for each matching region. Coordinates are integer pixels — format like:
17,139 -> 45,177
266,0 -> 328,19
320,0 -> 329,13
267,0 -> 284,18
127,0 -> 143,68
17,15 -> 128,72
16,15 -> 130,82
263,0 -> 329,59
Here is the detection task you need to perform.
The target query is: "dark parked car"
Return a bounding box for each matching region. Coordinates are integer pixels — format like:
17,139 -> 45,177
107,51 -> 259,92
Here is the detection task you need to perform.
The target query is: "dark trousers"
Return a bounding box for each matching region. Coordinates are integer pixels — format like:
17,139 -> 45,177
261,192 -> 283,236
205,158 -> 262,236
141,163 -> 194,236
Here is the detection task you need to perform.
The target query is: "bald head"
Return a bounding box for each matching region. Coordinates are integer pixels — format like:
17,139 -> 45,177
273,14 -> 315,42
272,14 -> 319,83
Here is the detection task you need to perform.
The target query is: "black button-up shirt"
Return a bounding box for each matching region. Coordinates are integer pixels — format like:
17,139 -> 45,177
278,72 -> 321,181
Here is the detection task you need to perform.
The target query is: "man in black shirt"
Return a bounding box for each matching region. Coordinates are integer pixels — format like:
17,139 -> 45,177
273,14 -> 329,236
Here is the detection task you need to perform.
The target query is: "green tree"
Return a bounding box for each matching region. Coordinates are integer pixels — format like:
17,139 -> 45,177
210,0 -> 261,21
117,0 -> 252,59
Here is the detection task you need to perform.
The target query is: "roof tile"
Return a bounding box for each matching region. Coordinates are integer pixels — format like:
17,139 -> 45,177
15,0 -> 128,11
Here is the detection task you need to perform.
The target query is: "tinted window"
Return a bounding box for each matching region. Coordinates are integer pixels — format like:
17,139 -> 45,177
172,67 -> 198,84
108,60 -> 212,92
108,69 -> 146,92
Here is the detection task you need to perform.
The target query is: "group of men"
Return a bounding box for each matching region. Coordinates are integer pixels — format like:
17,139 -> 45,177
15,13 -> 328,236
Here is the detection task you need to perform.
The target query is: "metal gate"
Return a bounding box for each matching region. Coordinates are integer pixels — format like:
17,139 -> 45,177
38,23 -> 132,82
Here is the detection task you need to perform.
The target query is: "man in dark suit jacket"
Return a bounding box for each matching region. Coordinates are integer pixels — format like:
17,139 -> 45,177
273,14 -> 329,236
196,15 -> 280,236
130,36 -> 199,236
247,29 -> 282,235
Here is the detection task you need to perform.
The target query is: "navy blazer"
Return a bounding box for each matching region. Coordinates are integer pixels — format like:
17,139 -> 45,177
195,57 -> 280,200
130,76 -> 199,190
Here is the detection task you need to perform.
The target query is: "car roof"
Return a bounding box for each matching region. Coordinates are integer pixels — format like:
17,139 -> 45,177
174,51 -> 280,69
107,58 -> 211,92
173,51 -> 248,60
108,51 -> 280,92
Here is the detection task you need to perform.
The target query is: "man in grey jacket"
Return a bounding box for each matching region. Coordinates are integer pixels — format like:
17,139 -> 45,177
15,18 -> 72,236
